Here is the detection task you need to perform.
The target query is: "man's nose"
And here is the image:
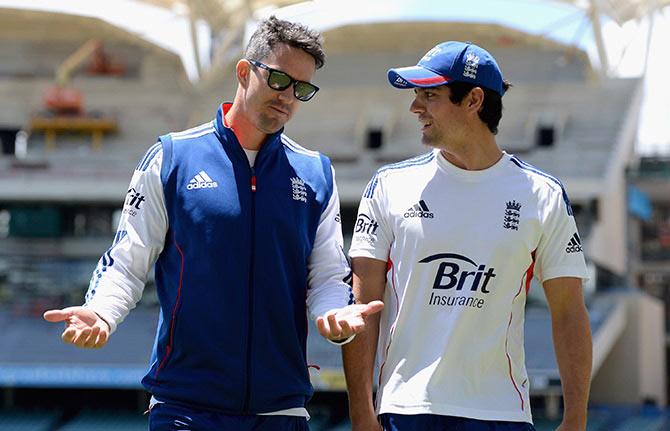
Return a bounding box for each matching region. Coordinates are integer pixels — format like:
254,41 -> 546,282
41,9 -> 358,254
410,96 -> 424,114
277,85 -> 294,102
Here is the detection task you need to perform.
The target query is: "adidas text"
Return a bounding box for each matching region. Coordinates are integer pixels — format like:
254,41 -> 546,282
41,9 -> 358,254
404,200 -> 434,218
404,210 -> 434,218
187,171 -> 218,190
566,244 -> 583,253
565,233 -> 583,253
187,181 -> 218,190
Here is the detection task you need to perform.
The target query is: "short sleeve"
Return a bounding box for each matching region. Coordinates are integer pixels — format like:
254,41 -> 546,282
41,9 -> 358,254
534,186 -> 589,283
348,173 -> 393,262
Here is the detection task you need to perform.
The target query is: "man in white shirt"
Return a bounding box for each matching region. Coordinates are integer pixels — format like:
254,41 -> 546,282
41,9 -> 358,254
344,41 -> 592,431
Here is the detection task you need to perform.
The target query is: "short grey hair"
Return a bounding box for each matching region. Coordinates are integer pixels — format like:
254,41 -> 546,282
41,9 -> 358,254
244,16 -> 326,69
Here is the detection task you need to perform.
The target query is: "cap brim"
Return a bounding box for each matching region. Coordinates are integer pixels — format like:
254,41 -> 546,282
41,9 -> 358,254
387,66 -> 450,89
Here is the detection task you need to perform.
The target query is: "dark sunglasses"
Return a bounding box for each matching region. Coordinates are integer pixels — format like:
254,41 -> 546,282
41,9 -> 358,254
247,59 -> 319,102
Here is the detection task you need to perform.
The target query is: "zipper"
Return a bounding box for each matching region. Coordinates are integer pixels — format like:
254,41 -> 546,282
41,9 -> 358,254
243,165 -> 256,412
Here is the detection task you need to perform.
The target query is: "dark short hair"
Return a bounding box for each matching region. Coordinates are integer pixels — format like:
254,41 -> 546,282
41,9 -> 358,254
244,16 -> 325,69
447,80 -> 512,135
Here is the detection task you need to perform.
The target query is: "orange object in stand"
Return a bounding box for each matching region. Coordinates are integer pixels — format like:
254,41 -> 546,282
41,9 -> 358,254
43,86 -> 84,116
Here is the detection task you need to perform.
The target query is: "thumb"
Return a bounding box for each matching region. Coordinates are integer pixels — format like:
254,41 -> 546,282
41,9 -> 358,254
362,300 -> 384,316
43,307 -> 78,323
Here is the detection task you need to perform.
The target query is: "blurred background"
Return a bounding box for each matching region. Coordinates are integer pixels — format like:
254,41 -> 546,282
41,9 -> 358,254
0,0 -> 669,429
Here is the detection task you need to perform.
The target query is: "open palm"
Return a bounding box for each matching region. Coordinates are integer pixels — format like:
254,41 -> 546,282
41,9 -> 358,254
316,300 -> 384,340
43,306 -> 110,348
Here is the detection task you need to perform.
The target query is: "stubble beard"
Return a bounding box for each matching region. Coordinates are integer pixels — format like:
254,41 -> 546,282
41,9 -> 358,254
257,111 -> 285,134
421,128 -> 443,149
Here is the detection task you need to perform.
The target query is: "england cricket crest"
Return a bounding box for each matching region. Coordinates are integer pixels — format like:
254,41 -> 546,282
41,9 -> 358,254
503,200 -> 521,230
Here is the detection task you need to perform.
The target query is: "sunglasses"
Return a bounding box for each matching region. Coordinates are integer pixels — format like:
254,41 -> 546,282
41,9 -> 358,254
247,59 -> 319,102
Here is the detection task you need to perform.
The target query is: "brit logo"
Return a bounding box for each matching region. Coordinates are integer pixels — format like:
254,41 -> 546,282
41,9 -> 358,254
395,76 -> 408,87
123,187 -> 145,217
355,214 -> 379,236
420,253 -> 497,309
503,200 -> 521,230
291,177 -> 307,203
463,52 -> 480,79
187,171 -> 218,190
566,233 -> 583,253
404,200 -> 434,219
353,213 -> 379,245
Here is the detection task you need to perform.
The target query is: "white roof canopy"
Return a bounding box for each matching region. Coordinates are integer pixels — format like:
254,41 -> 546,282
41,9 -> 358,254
557,0 -> 670,24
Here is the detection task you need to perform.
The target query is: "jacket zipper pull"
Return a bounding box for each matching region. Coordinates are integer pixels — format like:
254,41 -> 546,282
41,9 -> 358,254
250,168 -> 256,192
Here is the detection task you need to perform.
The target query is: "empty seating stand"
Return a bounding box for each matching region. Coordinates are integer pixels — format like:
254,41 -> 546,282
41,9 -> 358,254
28,115 -> 118,151
0,410 -> 59,431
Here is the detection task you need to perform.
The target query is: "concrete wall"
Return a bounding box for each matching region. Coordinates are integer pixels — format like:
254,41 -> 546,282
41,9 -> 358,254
590,291 -> 667,407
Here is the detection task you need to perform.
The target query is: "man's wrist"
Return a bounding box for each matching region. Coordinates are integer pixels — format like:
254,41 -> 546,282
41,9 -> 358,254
561,414 -> 587,429
327,334 -> 355,345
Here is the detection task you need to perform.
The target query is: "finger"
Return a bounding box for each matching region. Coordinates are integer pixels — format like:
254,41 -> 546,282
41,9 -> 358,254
44,309 -> 70,323
361,300 -> 384,317
338,319 -> 353,337
316,316 -> 330,338
83,326 -> 101,348
73,328 -> 92,347
62,327 -> 77,344
94,328 -> 109,348
327,313 -> 342,338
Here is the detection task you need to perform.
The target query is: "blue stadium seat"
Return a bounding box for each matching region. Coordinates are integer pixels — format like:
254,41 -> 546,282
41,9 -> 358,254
0,410 -> 59,431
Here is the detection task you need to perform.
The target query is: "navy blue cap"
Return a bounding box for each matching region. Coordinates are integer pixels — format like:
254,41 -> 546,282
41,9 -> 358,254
388,41 -> 505,96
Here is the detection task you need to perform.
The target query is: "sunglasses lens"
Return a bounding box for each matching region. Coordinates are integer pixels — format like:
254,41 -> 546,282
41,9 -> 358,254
294,82 -> 318,101
268,71 -> 291,90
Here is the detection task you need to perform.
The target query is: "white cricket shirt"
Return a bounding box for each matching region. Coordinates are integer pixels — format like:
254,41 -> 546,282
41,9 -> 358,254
349,150 -> 588,424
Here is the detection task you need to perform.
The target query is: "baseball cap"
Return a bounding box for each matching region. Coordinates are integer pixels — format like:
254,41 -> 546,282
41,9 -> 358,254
387,41 -> 505,96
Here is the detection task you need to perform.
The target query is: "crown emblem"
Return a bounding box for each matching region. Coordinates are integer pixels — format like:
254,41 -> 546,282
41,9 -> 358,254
506,200 -> 521,211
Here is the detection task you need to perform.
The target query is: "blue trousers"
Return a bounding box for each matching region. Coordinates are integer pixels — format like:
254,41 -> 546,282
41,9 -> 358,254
379,413 -> 536,431
149,402 -> 309,431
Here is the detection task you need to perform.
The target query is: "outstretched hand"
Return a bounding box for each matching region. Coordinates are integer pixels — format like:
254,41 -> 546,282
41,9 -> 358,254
43,306 -> 110,349
316,300 -> 384,341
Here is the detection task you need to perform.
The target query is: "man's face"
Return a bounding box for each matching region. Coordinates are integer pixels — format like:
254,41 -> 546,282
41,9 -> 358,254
409,85 -> 467,149
244,43 -> 317,134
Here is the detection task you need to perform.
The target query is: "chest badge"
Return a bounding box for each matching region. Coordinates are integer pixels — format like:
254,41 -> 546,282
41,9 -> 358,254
291,177 -> 307,203
503,200 -> 521,230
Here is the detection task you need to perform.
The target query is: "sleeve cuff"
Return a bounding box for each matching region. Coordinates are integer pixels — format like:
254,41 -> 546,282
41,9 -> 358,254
326,334 -> 356,346
83,305 -> 118,334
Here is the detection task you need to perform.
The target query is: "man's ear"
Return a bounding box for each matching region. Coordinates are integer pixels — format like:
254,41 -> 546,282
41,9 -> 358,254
236,59 -> 251,88
468,87 -> 485,113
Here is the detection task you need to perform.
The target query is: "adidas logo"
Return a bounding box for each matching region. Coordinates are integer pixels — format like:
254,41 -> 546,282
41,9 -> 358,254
565,233 -> 583,253
187,170 -> 218,190
404,200 -> 434,219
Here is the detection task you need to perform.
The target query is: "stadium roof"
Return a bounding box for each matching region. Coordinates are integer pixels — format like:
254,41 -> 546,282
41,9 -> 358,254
139,0 -> 303,32
135,0 -> 305,80
553,0 -> 670,73
140,0 -> 670,27
557,0 -> 670,24
0,8 -> 180,59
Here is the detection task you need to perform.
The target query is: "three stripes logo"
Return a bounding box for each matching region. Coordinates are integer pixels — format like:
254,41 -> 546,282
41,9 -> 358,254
565,233 -> 583,253
404,200 -> 434,219
86,230 -> 127,303
187,170 -> 218,190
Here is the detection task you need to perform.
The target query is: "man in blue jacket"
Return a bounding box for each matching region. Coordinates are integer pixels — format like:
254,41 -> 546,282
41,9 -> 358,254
44,16 -> 382,430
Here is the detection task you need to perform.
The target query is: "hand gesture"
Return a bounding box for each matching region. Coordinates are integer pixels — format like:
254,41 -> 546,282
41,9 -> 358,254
43,306 -> 110,348
316,300 -> 384,341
